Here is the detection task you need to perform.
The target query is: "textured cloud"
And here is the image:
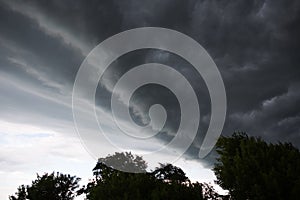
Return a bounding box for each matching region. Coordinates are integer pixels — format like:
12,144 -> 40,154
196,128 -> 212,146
0,0 -> 299,198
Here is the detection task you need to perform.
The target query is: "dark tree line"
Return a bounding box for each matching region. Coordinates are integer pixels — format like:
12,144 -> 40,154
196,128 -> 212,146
10,152 -> 224,200
10,132 -> 300,200
9,172 -> 80,200
78,152 -> 224,200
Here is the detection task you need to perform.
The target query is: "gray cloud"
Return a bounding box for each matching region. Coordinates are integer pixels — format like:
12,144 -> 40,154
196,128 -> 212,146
0,0 -> 299,169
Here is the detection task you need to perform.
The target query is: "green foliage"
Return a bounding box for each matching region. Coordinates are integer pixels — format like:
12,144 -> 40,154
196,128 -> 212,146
83,152 -> 223,200
213,132 -> 300,200
9,172 -> 81,200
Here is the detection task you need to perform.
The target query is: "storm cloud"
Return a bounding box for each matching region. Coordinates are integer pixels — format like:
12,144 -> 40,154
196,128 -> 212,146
0,0 -> 300,196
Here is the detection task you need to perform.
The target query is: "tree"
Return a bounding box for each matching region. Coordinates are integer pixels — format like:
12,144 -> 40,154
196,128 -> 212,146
9,185 -> 27,200
82,152 -> 222,200
10,152 -> 224,200
94,151 -> 147,173
151,163 -> 189,184
213,132 -> 300,200
9,172 -> 81,200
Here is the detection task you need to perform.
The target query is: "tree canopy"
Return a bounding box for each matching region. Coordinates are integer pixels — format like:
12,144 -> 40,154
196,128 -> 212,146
151,163 -> 189,184
12,132 -> 300,200
81,152 -> 223,200
93,151 -> 147,174
213,132 -> 300,200
9,172 -> 80,200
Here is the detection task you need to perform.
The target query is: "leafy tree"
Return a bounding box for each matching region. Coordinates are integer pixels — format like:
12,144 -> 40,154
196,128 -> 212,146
10,152 -> 225,200
9,185 -> 27,200
96,151 -> 147,173
213,132 -> 300,200
82,152 -> 223,200
9,172 -> 81,200
151,163 -> 189,184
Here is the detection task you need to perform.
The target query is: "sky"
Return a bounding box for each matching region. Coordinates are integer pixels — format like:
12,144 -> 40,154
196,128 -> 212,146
0,0 -> 300,199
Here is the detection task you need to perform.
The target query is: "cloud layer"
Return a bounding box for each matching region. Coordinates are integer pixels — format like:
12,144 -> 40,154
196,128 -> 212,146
0,0 -> 299,198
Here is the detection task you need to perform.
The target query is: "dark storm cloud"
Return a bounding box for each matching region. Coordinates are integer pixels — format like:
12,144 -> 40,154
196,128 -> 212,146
188,0 -> 300,141
0,1 -> 84,91
95,49 -> 210,141
0,0 -> 300,166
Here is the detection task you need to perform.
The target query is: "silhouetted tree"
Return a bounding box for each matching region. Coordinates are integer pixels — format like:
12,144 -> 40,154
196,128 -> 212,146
213,132 -> 300,200
151,163 -> 189,184
10,152 -> 225,200
9,185 -> 27,200
9,172 -> 81,200
94,152 -> 147,173
82,152 -> 223,200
